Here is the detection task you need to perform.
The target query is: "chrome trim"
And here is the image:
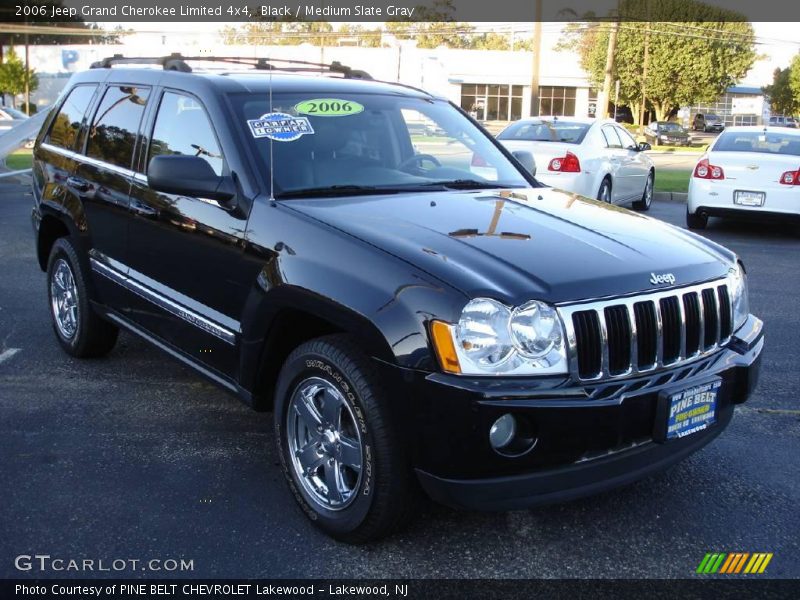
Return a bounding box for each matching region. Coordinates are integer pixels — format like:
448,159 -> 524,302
41,142 -> 139,180
557,278 -> 732,382
90,257 -> 236,345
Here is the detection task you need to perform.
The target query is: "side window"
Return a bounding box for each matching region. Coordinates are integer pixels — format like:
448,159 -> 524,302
86,85 -> 150,170
148,91 -> 224,176
46,85 -> 97,151
616,126 -> 638,149
601,126 -> 622,149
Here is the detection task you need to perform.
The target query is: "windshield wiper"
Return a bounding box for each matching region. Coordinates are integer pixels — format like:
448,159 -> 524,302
421,179 -> 514,190
276,185 -> 405,199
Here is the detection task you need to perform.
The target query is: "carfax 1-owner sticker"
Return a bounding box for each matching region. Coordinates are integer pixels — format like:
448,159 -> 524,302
666,380 -> 721,439
247,112 -> 314,141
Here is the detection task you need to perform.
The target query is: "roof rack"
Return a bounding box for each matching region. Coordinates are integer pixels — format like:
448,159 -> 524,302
89,53 -> 373,80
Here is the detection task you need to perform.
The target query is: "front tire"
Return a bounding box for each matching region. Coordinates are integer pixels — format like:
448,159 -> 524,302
274,335 -> 416,543
46,238 -> 118,358
632,171 -> 654,211
686,209 -> 708,230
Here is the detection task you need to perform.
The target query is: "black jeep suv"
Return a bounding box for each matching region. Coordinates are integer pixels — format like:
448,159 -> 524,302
31,55 -> 763,543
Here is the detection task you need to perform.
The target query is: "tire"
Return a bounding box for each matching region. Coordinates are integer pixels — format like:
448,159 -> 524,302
46,238 -> 118,358
597,177 -> 612,203
274,334 -> 416,543
686,209 -> 708,230
632,171 -> 654,211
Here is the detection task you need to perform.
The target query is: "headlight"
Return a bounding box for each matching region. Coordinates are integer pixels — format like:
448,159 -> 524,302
660,134 -> 669,140
432,298 -> 568,375
730,263 -> 749,331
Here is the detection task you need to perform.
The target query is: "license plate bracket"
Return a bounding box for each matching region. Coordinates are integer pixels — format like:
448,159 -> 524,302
654,379 -> 720,442
734,190 -> 765,207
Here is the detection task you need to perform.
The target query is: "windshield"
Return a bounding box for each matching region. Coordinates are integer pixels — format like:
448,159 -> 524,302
706,114 -> 720,120
230,92 -> 529,197
497,119 -> 590,144
713,131 -> 800,155
659,122 -> 683,132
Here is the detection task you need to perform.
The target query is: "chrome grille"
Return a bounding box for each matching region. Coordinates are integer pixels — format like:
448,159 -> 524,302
559,280 -> 733,381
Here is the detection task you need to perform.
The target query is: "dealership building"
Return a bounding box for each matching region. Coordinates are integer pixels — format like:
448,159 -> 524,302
4,29 -> 770,126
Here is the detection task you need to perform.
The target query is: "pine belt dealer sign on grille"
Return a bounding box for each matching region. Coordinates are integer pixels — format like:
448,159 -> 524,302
665,379 -> 720,439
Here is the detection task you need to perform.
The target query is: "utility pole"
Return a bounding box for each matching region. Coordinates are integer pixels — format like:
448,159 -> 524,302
599,20 -> 619,119
24,31 -> 30,115
638,2 -> 651,134
529,0 -> 543,117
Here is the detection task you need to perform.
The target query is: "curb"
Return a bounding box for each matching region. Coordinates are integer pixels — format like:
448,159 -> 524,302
654,191 -> 687,203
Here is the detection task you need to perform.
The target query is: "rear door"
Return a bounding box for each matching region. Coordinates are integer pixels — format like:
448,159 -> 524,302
599,124 -> 632,201
73,84 -> 150,306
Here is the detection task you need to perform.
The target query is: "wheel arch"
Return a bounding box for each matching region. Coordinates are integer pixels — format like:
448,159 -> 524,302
239,289 -> 399,412
36,211 -> 74,271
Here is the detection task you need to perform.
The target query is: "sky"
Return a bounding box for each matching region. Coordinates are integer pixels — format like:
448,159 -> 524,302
102,21 -> 800,87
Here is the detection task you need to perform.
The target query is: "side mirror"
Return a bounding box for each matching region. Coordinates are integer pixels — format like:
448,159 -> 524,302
147,155 -> 235,202
637,142 -> 652,152
511,150 -> 537,176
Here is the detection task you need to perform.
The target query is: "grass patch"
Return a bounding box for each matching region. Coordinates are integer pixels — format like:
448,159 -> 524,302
5,148 -> 33,170
655,169 -> 691,194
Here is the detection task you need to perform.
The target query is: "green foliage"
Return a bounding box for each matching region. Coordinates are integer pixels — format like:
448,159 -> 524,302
789,54 -> 800,115
560,0 -> 756,122
0,48 -> 39,108
764,66 -> 797,116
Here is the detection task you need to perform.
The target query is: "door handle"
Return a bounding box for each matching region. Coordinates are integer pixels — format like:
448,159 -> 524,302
66,176 -> 91,193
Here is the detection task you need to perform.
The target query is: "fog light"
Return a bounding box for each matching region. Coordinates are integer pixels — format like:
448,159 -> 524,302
489,414 -> 517,450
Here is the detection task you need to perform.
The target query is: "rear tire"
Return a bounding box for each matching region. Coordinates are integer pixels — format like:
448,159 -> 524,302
46,237 -> 118,358
274,334 -> 417,543
597,177 -> 612,203
686,209 -> 708,230
632,171 -> 654,211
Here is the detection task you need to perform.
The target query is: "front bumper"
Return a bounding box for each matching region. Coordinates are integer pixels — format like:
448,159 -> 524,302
406,314 -> 763,511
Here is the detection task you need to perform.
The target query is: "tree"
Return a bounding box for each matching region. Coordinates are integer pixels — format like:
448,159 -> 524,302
789,54 -> 800,115
385,0 -> 475,49
763,67 -> 796,116
0,48 -> 39,108
559,0 -> 757,122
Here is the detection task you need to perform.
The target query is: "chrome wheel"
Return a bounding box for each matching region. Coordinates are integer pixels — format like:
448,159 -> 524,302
287,377 -> 363,511
50,258 -> 79,339
598,180 -> 611,203
643,174 -> 653,207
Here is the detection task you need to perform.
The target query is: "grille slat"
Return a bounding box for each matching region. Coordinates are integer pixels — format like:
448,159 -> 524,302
683,292 -> 701,356
562,280 -> 732,381
701,288 -> 719,348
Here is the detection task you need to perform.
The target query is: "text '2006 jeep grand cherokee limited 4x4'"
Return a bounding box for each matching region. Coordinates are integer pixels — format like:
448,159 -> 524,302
31,55 -> 763,543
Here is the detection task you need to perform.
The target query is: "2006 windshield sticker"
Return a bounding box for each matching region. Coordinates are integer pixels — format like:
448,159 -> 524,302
295,99 -> 365,117
247,112 -> 314,142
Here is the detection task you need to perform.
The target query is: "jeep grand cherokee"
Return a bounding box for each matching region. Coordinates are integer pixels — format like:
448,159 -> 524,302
30,55 -> 763,543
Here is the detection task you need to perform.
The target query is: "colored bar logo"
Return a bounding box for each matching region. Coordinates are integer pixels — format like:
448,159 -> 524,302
696,552 -> 773,574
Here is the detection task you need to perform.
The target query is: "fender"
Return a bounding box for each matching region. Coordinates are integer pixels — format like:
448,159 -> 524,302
237,199 -> 469,402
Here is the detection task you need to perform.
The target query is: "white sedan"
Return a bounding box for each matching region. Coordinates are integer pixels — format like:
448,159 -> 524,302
497,117 -> 655,211
687,126 -> 800,229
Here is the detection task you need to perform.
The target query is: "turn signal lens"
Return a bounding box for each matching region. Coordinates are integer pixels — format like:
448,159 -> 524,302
693,158 -> 725,180
430,320 -> 461,374
548,151 -> 581,172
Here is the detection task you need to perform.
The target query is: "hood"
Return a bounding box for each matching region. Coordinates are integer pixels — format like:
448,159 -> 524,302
283,187 -> 735,305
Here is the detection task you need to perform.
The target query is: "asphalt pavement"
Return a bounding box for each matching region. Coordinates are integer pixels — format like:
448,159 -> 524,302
1,178 -> 798,579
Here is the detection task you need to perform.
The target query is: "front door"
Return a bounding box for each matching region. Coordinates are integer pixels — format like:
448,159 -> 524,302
124,90 -> 250,377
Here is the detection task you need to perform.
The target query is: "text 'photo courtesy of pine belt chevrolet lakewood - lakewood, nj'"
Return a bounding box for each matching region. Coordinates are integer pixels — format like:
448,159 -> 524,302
28,52 -> 763,544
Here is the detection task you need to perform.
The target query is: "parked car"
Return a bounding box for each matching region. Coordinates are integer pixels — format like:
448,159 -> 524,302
497,117 -> 655,209
0,106 -> 34,148
687,126 -> 800,229
645,121 -> 692,146
693,113 -> 725,132
31,55 -> 763,543
768,115 -> 797,128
